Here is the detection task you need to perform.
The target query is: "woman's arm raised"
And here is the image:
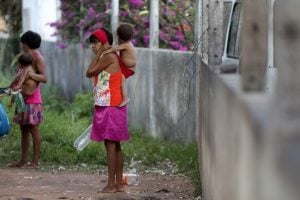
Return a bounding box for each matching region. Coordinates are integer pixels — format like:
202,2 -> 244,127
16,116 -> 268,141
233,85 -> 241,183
86,53 -> 115,78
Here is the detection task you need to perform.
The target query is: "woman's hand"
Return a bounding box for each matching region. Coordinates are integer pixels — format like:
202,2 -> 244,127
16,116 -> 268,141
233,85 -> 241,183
96,45 -> 108,59
102,48 -> 112,57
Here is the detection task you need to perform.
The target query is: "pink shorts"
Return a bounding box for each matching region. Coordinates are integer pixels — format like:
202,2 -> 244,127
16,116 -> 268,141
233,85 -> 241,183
91,105 -> 129,142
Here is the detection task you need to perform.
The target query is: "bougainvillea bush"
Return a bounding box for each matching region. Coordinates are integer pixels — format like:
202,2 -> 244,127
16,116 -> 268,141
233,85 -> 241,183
50,0 -> 195,51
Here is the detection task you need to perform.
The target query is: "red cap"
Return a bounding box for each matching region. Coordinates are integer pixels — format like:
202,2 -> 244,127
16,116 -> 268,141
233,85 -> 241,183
92,29 -> 108,44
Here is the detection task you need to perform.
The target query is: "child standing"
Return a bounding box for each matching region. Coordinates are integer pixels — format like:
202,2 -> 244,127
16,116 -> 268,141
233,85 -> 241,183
103,23 -> 136,107
8,31 -> 47,169
8,53 -> 37,107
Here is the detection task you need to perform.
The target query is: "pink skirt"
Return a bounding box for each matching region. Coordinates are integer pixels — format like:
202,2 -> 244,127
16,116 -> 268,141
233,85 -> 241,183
91,105 -> 129,142
13,103 -> 43,125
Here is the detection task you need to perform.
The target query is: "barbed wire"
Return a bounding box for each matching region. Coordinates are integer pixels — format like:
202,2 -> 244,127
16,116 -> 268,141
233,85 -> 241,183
128,30 -> 208,136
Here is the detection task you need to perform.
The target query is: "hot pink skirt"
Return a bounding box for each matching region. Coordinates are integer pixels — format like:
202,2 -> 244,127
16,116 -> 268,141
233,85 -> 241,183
91,105 -> 129,142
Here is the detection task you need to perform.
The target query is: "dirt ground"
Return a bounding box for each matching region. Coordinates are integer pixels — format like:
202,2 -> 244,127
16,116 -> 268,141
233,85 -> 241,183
0,167 -> 196,200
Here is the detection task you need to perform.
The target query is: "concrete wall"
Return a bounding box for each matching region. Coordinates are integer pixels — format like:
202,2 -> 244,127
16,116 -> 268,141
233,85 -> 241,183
199,57 -> 300,200
199,60 -> 266,200
40,42 -> 197,141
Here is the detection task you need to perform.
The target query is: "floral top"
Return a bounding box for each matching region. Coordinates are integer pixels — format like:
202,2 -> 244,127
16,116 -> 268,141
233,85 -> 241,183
93,70 -> 123,106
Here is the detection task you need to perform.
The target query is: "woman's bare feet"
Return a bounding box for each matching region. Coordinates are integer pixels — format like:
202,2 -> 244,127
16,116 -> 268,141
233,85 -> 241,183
8,160 -> 28,168
115,184 -> 125,192
25,162 -> 39,169
100,185 -> 117,193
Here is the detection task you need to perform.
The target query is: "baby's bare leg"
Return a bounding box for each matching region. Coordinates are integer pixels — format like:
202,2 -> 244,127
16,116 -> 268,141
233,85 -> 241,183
118,76 -> 130,107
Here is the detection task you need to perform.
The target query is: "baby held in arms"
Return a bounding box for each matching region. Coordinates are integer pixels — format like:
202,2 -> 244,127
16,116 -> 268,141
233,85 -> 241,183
9,53 -> 37,106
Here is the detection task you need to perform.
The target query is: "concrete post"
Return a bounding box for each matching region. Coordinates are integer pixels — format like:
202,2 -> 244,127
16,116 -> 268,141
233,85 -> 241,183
194,0 -> 202,54
201,0 -> 223,67
208,0 -> 224,68
265,1 -> 300,199
22,0 -> 60,41
194,0 -> 203,196
240,0 -> 268,91
201,0 -> 209,63
111,0 -> 119,45
150,0 -> 159,48
22,0 -> 38,32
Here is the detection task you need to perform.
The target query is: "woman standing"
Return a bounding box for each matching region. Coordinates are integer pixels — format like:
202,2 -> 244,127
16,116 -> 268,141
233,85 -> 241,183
86,28 -> 129,193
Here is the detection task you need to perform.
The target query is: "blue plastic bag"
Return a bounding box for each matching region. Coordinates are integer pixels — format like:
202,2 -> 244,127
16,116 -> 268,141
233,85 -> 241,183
0,102 -> 10,138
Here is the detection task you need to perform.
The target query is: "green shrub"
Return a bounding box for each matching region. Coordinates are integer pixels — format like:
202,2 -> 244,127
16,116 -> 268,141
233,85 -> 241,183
71,91 -> 93,120
41,85 -> 70,113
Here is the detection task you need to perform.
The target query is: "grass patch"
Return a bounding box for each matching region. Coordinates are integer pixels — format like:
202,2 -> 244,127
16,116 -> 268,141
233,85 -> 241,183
0,85 -> 201,196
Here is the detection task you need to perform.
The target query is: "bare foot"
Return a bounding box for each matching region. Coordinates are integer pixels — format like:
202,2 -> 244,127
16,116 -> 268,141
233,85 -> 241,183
118,98 -> 130,107
24,162 -> 39,169
8,160 -> 28,168
100,185 -> 117,193
115,184 -> 125,192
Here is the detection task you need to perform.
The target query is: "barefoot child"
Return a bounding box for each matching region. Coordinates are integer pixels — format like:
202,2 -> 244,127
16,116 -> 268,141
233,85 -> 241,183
8,31 -> 47,169
8,53 -> 37,107
103,23 -> 136,107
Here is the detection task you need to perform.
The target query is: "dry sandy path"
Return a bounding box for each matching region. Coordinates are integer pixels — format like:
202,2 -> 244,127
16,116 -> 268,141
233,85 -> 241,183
0,168 -> 195,200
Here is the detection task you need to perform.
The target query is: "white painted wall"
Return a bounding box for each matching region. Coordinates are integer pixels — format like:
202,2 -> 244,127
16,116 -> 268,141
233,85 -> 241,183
22,0 -> 60,41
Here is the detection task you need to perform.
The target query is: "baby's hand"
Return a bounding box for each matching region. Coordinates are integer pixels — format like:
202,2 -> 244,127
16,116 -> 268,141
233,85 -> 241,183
102,49 -> 111,56
26,71 -> 34,79
13,85 -> 21,91
96,48 -> 104,59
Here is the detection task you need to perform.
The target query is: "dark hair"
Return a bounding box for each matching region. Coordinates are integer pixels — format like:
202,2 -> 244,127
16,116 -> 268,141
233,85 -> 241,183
20,31 -> 41,49
102,28 -> 113,45
89,35 -> 99,44
18,53 -> 33,66
117,23 -> 134,42
89,28 -> 113,45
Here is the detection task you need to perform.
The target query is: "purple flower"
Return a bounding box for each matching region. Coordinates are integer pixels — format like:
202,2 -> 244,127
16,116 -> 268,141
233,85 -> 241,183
129,0 -> 144,7
131,39 -> 137,45
80,0 -> 90,3
76,19 -> 85,29
56,41 -> 67,49
143,34 -> 150,44
87,7 -> 97,19
159,31 -> 171,41
67,12 -> 76,18
179,45 -> 188,51
83,30 -> 93,41
144,20 -> 150,28
176,31 -> 184,41
120,11 -> 129,17
170,41 -> 180,49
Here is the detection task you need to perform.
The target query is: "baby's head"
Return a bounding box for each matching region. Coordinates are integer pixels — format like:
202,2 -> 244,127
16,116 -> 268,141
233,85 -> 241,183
18,53 -> 33,68
117,23 -> 134,42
